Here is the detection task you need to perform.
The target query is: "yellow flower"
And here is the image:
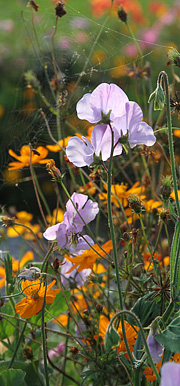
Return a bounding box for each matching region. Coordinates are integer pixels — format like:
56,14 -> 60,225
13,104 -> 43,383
15,279 -> 61,319
46,208 -> 64,225
64,240 -> 113,273
8,145 -> 50,170
46,137 -> 72,152
0,251 -> 34,288
7,211 -> 41,239
99,182 -> 145,208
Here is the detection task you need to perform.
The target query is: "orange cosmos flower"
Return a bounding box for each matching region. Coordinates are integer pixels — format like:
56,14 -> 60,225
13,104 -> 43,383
98,314 -> 139,356
144,358 -> 162,382
78,181 -> 97,196
15,279 -> 61,319
46,136 -> 72,152
143,251 -> 170,271
8,145 -> 50,170
0,251 -> 34,289
64,240 -> 113,273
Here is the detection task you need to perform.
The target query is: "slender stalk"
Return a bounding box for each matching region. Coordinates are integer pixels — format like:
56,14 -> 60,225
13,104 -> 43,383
107,127 -> 134,365
41,243 -> 55,273
158,71 -> 180,217
32,167 -> 51,218
42,280 -> 49,386
8,322 -> 27,368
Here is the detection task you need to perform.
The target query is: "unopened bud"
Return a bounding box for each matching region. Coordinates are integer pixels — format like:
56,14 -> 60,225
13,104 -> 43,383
160,176 -> 173,201
96,304 -> 103,313
117,6 -> 127,23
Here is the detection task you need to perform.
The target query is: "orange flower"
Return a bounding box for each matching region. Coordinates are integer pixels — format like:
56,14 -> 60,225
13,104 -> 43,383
46,137 -> 72,152
143,252 -> 170,271
78,181 -> 97,196
8,145 -> 50,170
15,279 -> 61,319
64,240 -> 113,273
98,315 -> 139,356
144,359 -> 162,382
0,251 -> 34,289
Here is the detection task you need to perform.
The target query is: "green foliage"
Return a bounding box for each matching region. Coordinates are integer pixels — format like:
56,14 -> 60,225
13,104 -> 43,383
0,302 -> 16,340
128,293 -> 161,327
0,361 -> 45,386
156,317 -> 180,352
104,325 -> 121,352
0,369 -> 26,386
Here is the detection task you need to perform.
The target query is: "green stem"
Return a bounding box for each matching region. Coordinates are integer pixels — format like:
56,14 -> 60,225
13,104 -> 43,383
32,167 -> 51,218
107,127 -> 133,365
42,280 -> 49,386
8,322 -> 27,369
158,71 -> 180,217
138,215 -> 159,278
41,243 -> 55,273
107,311 -> 161,384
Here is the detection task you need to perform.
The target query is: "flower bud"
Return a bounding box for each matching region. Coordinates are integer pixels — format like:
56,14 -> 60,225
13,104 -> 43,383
128,195 -> 143,214
96,304 -> 103,313
23,346 -> 33,360
55,1 -> 67,18
160,176 -> 173,201
117,6 -> 127,23
168,48 -> 180,68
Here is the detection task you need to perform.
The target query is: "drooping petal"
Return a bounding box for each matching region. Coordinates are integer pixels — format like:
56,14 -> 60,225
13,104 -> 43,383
125,102 -> 156,148
69,234 -> 94,255
129,121 -> 156,148
91,125 -> 122,161
56,222 -> 68,249
66,136 -> 94,167
147,329 -> 164,364
43,223 -> 60,241
160,362 -> 180,386
76,93 -> 101,122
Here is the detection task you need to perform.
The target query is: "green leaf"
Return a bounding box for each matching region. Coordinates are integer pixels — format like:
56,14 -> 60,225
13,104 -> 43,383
0,302 -> 15,340
168,201 -> 178,221
104,325 -> 121,352
128,293 -> 161,327
29,290 -> 70,325
156,317 -> 180,352
0,369 -> 26,386
0,361 -> 45,386
4,254 -> 12,285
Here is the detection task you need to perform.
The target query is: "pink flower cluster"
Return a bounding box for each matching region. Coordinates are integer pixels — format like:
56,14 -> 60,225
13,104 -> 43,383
43,193 -> 99,254
66,83 -> 156,167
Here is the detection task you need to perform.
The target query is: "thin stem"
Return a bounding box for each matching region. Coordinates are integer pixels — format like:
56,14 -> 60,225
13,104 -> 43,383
42,279 -> 49,386
107,126 -> 134,365
158,71 -> 180,217
8,322 -> 27,369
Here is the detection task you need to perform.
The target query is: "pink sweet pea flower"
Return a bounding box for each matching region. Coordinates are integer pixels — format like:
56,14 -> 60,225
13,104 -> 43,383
147,328 -> 164,364
160,362 -> 180,386
43,193 -> 99,254
124,102 -> 156,148
76,83 -> 129,131
66,124 -> 124,167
